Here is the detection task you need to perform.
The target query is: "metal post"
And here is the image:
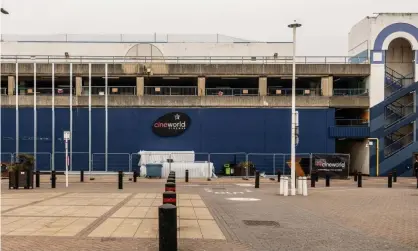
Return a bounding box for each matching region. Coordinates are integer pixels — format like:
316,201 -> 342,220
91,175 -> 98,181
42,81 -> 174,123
162,191 -> 177,206
133,171 -> 137,182
52,63 -> 55,171
158,204 -> 177,251
88,63 -> 92,177
325,175 -> 330,187
358,172 -> 362,187
105,63 -> 108,172
388,172 -> 392,188
35,170 -> 40,188
118,170 -> 123,189
185,170 -> 189,182
277,170 -> 281,182
51,170 -> 56,188
255,170 -> 260,188
393,168 -> 397,182
70,63 -> 73,171
80,170 -> 84,182
15,63 -> 19,157
165,182 -> 176,192
311,173 -> 316,188
288,21 -> 301,196
33,62 -> 37,171
65,139 -> 69,188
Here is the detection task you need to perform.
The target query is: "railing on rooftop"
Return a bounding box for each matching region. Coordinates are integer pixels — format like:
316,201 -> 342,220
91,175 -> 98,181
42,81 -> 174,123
206,88 -> 259,96
1,87 -> 7,95
13,87 -> 76,95
0,55 -> 369,64
81,86 -> 136,96
335,119 -> 369,126
333,88 -> 368,96
144,86 -> 197,96
268,87 -> 322,96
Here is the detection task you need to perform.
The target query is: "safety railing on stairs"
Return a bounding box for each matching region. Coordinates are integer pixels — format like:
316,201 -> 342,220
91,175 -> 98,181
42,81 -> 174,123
384,68 -> 415,98
384,132 -> 414,157
385,101 -> 415,127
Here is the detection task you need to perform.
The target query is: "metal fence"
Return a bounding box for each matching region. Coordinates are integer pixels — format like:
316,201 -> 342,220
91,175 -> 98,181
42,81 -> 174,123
3,151 -> 350,178
1,55 -> 369,65
268,87 -> 321,96
81,86 -> 136,96
205,88 -> 258,96
335,119 -> 368,126
333,88 -> 368,96
1,87 -> 7,95
144,86 -> 197,96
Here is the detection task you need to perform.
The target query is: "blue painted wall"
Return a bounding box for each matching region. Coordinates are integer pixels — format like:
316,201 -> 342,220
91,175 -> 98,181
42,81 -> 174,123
1,108 -> 336,173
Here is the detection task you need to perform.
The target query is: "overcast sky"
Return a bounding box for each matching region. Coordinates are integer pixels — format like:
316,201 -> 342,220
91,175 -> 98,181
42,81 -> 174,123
0,0 -> 417,55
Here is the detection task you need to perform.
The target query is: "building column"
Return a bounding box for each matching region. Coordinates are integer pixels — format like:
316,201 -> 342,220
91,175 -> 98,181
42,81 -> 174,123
321,76 -> 333,96
75,77 -> 83,96
415,50 -> 418,82
8,76 -> 15,95
258,77 -> 267,96
136,76 -> 144,96
197,77 -> 205,96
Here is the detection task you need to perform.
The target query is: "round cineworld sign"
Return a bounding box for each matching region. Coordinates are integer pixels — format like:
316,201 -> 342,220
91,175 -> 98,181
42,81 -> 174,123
152,112 -> 191,137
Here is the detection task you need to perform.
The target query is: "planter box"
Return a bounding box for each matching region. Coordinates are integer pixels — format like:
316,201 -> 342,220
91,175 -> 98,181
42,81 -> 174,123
9,170 -> 34,189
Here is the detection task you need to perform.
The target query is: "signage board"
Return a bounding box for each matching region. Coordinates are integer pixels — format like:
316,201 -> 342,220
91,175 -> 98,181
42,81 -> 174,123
152,112 -> 191,137
311,154 -> 349,179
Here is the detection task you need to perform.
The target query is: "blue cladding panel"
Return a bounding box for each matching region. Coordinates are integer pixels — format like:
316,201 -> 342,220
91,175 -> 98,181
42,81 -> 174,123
329,127 -> 370,138
1,108 -> 336,172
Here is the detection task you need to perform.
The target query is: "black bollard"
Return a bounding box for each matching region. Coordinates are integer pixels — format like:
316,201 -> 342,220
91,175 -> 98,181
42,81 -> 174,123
133,171 -> 137,183
388,172 -> 392,188
325,175 -> 330,187
80,170 -> 84,182
277,171 -> 281,182
316,174 -> 319,182
255,170 -> 260,188
165,182 -> 176,192
185,170 -> 189,183
167,178 -> 176,184
354,173 -> 357,182
311,174 -> 316,188
159,203 -> 177,251
357,172 -> 362,188
163,191 -> 177,206
51,171 -> 56,189
36,170 -> 40,188
118,171 -> 123,190
416,177 -> 418,189
393,169 -> 397,183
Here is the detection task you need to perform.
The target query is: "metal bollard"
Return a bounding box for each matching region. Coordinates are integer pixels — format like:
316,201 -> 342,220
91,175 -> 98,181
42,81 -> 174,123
167,178 -> 175,184
51,171 -> 56,189
325,175 -> 330,187
133,171 -> 137,183
36,170 -> 40,188
279,176 -> 284,195
255,170 -> 260,188
159,204 -> 177,251
311,174 -> 316,188
283,177 -> 289,196
388,172 -> 392,188
277,171 -> 281,182
80,170 -> 84,182
302,177 -> 308,196
354,173 -> 357,182
118,171 -> 123,190
393,168 -> 397,183
358,172 -> 362,187
185,170 -> 189,183
297,177 -> 303,195
316,174 -> 319,182
165,182 -> 176,192
163,191 -> 177,206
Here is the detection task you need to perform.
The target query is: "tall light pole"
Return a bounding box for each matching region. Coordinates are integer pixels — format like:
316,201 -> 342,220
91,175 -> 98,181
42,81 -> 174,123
288,21 -> 301,196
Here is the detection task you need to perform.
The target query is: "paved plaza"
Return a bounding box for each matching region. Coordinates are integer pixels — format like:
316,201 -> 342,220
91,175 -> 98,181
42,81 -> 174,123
1,176 -> 418,251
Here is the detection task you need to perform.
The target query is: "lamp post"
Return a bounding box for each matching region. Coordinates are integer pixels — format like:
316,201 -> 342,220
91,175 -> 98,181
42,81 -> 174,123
288,21 -> 302,196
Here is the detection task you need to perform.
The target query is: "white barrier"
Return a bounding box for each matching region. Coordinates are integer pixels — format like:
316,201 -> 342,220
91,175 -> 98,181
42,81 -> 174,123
302,177 -> 308,196
283,177 -> 289,196
297,177 -> 303,195
279,176 -> 284,195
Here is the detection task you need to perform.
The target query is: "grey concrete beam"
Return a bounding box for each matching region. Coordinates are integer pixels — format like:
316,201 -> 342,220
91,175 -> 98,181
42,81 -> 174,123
1,95 -> 369,108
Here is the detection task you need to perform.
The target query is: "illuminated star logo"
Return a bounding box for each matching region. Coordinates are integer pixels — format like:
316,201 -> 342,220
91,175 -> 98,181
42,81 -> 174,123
174,114 -> 180,120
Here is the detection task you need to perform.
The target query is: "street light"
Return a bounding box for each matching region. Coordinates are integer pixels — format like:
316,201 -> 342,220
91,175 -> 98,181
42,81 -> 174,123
288,21 -> 302,196
1,8 -> 9,14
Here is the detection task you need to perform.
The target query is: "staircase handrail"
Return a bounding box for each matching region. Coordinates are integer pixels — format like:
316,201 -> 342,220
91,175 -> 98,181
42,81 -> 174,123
384,131 -> 413,151
385,66 -> 407,80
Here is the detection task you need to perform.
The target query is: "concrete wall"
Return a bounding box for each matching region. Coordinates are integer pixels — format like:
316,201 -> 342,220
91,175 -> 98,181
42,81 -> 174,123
1,41 -> 292,58
0,95 -> 370,108
1,63 -> 371,77
386,38 -> 415,76
348,17 -> 371,56
349,140 -> 370,175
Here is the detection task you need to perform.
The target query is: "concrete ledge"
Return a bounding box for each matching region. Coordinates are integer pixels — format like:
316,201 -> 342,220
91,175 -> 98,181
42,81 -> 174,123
1,63 -> 370,76
1,95 -> 369,108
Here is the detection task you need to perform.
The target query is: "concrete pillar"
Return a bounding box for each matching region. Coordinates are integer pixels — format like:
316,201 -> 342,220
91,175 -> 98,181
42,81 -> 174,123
136,77 -> 144,96
197,77 -> 205,96
415,50 -> 418,82
321,76 -> 333,96
7,76 -> 15,95
75,77 -> 82,96
258,77 -> 267,96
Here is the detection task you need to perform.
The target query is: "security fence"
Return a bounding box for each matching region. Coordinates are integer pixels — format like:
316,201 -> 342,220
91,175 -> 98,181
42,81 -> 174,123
2,151 -> 350,178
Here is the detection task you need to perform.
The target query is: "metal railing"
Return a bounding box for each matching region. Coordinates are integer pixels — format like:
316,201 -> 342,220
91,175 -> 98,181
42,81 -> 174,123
385,101 -> 415,127
12,87 -> 75,95
335,119 -> 368,126
1,87 -> 7,95
206,88 -> 258,96
144,86 -> 197,96
333,88 -> 368,96
267,87 -> 321,96
384,132 -> 414,157
81,86 -> 136,96
0,55 -> 369,64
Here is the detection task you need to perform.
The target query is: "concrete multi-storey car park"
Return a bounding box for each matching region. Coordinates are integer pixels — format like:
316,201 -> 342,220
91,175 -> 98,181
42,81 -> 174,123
1,13 -> 417,177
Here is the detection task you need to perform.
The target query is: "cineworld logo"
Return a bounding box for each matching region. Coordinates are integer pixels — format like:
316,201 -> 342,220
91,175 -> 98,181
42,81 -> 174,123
152,112 -> 191,137
315,159 -> 346,168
